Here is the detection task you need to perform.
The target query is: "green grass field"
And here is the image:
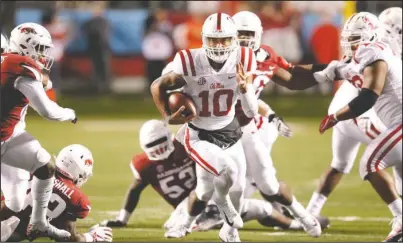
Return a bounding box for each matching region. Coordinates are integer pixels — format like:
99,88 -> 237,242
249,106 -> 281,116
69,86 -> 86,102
25,112 -> 393,242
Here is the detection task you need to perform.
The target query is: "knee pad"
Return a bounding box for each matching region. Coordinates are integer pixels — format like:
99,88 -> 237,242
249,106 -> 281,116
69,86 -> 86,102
220,164 -> 238,186
331,159 -> 353,174
5,196 -> 25,213
31,147 -> 52,173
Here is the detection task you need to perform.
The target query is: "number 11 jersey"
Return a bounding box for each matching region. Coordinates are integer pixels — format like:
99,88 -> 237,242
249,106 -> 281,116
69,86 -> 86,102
172,47 -> 257,131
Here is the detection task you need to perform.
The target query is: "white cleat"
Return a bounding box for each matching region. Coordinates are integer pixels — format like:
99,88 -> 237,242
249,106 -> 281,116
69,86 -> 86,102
216,200 -> 243,229
164,224 -> 190,238
384,215 -> 402,242
219,224 -> 241,242
297,215 -> 322,238
27,221 -> 71,241
1,216 -> 21,242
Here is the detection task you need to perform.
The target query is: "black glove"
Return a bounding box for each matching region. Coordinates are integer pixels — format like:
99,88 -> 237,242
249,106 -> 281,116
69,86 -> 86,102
268,114 -> 292,138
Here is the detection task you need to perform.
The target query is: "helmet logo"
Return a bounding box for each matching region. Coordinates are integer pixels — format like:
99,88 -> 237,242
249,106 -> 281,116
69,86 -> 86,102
85,159 -> 93,166
362,16 -> 375,29
20,27 -> 37,34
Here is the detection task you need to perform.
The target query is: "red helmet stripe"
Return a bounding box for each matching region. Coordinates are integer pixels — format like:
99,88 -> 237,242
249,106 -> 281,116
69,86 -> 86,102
217,13 -> 222,31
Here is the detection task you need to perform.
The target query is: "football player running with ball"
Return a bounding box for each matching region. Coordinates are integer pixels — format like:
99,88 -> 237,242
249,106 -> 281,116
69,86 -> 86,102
151,12 -> 258,242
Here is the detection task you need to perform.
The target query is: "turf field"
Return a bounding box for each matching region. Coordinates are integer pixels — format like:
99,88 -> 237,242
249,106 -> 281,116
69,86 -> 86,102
25,97 -> 394,242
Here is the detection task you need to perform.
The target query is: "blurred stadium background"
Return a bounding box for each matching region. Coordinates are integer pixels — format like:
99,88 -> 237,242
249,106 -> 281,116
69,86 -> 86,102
1,0 -> 400,98
1,1 -> 402,242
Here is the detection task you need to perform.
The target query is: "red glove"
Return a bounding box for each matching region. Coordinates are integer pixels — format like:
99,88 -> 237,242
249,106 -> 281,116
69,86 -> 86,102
319,114 -> 338,134
276,56 -> 294,70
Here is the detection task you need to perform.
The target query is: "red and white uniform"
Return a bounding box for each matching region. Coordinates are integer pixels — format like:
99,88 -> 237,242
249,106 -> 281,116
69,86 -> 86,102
130,140 -> 197,208
328,81 -> 386,173
336,42 -> 402,180
235,45 -> 285,196
2,174 -> 90,241
1,53 -> 75,213
1,54 -> 40,142
172,47 -> 256,131
172,46 -> 256,211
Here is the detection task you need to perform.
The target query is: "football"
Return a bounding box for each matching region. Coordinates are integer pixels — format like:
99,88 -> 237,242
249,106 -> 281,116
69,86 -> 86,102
167,92 -> 197,117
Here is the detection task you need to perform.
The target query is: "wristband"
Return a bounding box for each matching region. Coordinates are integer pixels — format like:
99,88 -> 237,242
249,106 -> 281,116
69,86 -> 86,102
83,232 -> 94,242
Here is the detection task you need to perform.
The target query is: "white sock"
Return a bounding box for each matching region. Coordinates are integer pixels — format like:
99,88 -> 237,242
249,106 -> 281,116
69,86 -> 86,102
288,219 -> 301,230
117,209 -> 131,224
306,192 -> 328,216
182,211 -> 196,228
30,177 -> 54,224
388,198 -> 403,217
286,196 -> 309,218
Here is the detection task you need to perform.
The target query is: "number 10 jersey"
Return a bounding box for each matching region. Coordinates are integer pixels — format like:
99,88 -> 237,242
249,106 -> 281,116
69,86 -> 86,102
171,47 -> 257,131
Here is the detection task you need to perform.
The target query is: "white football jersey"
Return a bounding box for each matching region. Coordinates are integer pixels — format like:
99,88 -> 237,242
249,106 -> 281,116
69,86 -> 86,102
336,42 -> 402,128
172,47 -> 257,130
329,81 -> 386,141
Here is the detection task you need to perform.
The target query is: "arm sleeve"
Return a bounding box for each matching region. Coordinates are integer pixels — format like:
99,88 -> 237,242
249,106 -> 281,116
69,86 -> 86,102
15,77 -> 75,121
239,84 -> 259,118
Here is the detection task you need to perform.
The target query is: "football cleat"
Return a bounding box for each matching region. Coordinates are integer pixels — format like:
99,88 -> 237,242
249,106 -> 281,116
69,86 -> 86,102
384,215 -> 402,242
27,221 -> 71,241
216,199 -> 243,229
192,205 -> 224,232
296,215 -> 322,238
164,224 -> 190,238
219,223 -> 241,242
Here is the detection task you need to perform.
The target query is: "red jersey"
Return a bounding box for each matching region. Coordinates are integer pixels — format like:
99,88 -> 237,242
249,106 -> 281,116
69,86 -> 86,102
235,45 -> 280,126
130,140 -> 196,208
1,53 -> 43,141
12,174 -> 91,236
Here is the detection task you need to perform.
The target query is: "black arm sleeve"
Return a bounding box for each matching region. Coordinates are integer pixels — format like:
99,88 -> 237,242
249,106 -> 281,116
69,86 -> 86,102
348,88 -> 379,117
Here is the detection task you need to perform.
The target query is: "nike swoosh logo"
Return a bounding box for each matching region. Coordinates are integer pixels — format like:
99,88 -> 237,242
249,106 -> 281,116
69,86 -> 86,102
228,76 -> 236,79
223,212 -> 234,227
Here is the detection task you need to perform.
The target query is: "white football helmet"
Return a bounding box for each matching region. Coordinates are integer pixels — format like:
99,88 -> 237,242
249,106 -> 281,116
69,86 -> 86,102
202,13 -> 239,63
56,144 -> 94,188
379,7 -> 402,57
341,12 -> 381,57
1,34 -> 9,53
232,11 -> 263,51
140,120 -> 174,161
9,22 -> 54,70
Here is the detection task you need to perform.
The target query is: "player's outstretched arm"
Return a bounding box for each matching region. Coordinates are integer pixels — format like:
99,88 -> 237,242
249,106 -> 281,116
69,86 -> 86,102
271,64 -> 328,90
258,99 -> 292,137
62,220 -> 113,242
319,60 -> 387,134
150,72 -> 194,124
101,179 -> 148,227
15,77 -> 76,122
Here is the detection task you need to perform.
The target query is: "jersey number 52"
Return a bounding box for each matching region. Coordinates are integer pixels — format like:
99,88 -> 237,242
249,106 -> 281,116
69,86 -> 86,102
159,167 -> 196,199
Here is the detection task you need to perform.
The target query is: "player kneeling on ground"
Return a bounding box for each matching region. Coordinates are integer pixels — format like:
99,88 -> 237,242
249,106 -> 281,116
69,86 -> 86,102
1,144 -> 113,242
